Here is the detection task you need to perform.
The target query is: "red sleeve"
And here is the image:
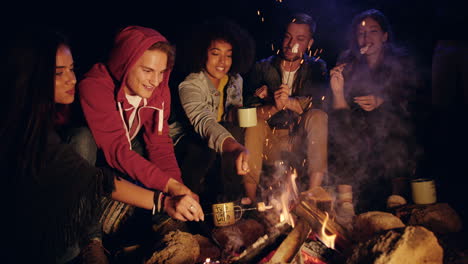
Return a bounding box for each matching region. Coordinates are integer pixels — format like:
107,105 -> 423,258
79,77 -> 177,191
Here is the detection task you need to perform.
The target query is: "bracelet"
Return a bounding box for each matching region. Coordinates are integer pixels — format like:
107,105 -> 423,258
152,192 -> 168,215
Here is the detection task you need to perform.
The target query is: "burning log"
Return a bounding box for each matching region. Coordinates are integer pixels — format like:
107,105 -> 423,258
268,218 -> 311,263
230,222 -> 291,263
293,199 -> 351,253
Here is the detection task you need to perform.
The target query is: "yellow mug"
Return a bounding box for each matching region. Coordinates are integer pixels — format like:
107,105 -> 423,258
212,202 -> 243,227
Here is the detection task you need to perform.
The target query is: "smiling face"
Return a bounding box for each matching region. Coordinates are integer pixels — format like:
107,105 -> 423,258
123,49 -> 168,99
282,23 -> 313,62
54,45 -> 76,104
357,17 -> 388,56
205,39 -> 232,87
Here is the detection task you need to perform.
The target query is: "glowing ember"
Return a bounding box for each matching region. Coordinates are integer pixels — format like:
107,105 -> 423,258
319,212 -> 337,249
203,258 -> 220,263
321,96 -> 325,101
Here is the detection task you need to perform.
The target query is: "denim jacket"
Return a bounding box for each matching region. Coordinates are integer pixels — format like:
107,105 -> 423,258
171,71 -> 243,153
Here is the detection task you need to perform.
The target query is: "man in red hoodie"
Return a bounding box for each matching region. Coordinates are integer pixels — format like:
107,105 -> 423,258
79,26 -> 203,221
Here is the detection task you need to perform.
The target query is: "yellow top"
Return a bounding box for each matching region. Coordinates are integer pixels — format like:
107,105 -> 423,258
217,75 -> 229,122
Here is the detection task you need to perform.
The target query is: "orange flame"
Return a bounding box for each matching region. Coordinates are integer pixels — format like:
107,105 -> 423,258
278,167 -> 299,227
320,212 -> 336,249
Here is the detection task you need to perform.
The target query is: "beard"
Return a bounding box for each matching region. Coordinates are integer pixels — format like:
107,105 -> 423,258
281,50 -> 302,62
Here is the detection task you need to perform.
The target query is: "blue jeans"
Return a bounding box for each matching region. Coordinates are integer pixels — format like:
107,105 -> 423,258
60,126 -> 102,260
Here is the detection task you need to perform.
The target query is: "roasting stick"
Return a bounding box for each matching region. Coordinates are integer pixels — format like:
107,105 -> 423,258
285,43 -> 299,86
281,43 -> 300,111
205,202 -> 273,215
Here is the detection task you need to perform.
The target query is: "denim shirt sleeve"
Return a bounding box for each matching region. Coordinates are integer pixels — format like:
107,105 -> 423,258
178,72 -> 233,153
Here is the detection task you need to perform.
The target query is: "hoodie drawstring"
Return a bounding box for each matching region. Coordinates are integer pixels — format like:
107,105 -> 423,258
118,100 -> 164,142
117,102 -> 133,150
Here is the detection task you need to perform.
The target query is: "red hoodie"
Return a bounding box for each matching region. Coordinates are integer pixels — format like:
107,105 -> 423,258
79,26 -> 182,191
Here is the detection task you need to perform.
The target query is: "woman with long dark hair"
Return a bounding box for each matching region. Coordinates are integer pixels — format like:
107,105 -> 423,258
328,9 -> 420,215
1,27 -> 203,263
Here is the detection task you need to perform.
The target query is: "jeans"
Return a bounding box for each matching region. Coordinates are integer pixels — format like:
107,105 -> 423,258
59,126 -> 102,260
175,123 -> 245,204
244,109 -> 328,188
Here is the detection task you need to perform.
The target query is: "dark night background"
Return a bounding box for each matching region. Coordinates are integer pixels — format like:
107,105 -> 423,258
5,0 -> 468,224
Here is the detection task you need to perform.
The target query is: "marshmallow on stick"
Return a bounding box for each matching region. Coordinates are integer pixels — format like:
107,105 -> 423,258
257,202 -> 273,212
291,43 -> 299,54
360,44 -> 371,54
284,43 -> 300,87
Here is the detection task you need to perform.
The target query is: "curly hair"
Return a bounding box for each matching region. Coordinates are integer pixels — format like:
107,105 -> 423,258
183,17 -> 255,75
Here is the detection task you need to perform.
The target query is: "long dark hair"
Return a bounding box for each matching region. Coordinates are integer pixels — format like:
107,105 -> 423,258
0,27 -> 68,181
348,9 -> 394,57
338,9 -> 406,72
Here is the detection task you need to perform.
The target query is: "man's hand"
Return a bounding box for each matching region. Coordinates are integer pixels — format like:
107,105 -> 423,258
274,84 -> 291,110
255,85 -> 268,99
354,95 -> 384,111
165,178 -> 199,202
164,194 -> 205,222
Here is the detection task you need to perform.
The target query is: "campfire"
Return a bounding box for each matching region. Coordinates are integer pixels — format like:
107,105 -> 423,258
145,167 -> 455,264
228,189 -> 349,264
210,164 -> 350,264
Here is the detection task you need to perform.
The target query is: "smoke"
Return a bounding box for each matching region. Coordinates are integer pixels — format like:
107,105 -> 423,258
327,46 -> 424,213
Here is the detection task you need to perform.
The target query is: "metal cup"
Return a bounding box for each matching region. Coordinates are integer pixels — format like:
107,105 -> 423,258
411,178 -> 437,205
212,202 -> 243,227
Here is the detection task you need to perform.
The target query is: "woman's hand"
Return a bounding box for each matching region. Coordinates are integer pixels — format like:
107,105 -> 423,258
330,64 -> 350,109
354,95 -> 384,111
330,64 -> 346,95
164,194 -> 205,222
235,146 -> 250,175
222,137 -> 250,175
